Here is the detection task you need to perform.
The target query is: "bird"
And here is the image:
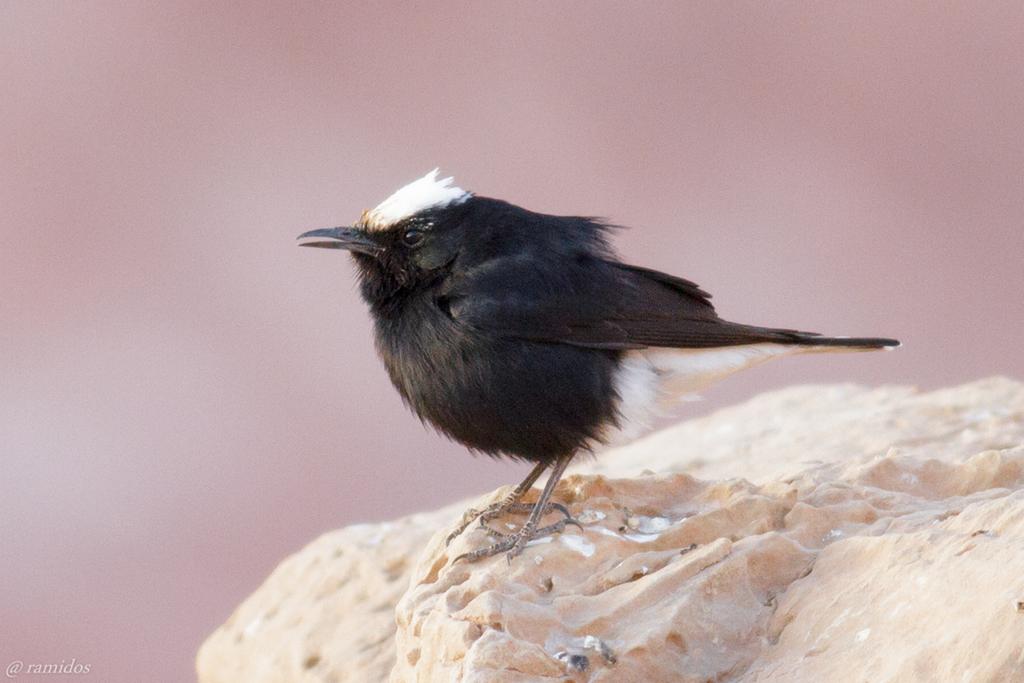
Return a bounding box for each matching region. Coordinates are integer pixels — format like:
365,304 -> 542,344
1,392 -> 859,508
298,169 -> 899,562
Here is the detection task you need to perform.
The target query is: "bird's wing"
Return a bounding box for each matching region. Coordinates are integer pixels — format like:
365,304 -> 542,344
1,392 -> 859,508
446,257 -> 810,350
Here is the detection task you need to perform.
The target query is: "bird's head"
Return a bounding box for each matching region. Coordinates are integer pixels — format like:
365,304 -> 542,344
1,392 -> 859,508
298,169 -> 474,299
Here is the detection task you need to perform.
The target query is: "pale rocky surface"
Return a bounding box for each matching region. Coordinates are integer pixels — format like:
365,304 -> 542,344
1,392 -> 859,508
197,378 -> 1024,682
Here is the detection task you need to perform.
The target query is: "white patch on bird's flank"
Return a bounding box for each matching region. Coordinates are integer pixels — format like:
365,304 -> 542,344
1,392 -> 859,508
603,352 -> 662,445
603,343 -> 814,447
359,169 -> 470,231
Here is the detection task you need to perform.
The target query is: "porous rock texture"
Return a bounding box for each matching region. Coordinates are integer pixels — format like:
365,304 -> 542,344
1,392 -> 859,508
197,378 -> 1024,682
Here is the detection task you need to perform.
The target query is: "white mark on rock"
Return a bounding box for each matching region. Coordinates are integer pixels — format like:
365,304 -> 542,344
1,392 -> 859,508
576,509 -> 607,525
594,527 -> 622,539
622,532 -> 663,544
627,514 -> 672,534
243,614 -> 263,638
900,472 -> 919,486
560,534 -> 596,557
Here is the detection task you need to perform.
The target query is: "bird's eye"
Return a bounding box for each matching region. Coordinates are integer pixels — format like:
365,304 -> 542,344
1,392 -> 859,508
402,228 -> 425,247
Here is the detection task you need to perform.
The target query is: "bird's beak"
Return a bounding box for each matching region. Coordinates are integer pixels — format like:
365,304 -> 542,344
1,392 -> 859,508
296,227 -> 380,256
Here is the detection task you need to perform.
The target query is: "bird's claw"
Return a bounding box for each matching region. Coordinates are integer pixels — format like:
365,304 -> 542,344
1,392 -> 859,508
453,518 -> 580,564
483,514 -> 582,539
476,501 -> 574,530
446,500 -> 574,547
445,506 -> 486,547
444,500 -> 511,547
453,536 -> 517,564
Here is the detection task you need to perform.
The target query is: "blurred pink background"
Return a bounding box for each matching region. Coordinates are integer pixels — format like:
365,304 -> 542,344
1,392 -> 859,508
2,2 -> 1022,681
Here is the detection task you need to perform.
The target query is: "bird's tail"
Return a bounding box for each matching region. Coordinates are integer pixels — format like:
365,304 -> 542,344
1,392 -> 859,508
784,333 -> 901,352
713,321 -> 900,352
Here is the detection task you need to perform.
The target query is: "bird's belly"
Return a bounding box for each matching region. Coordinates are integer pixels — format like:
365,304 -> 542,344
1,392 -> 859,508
379,333 -> 620,462
605,344 -> 799,445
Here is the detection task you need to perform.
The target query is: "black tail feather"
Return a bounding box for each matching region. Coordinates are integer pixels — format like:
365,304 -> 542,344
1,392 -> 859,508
787,334 -> 901,349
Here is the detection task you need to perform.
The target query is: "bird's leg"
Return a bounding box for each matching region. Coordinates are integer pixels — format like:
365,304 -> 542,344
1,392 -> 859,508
444,460 -> 548,546
504,454 -> 575,562
455,453 -> 575,564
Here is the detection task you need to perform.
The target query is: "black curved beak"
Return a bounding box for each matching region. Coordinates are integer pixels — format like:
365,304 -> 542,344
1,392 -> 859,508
296,227 -> 379,256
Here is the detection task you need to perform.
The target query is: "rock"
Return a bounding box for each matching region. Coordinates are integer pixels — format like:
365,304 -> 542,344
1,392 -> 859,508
194,510 -> 458,683
197,378 -> 1024,682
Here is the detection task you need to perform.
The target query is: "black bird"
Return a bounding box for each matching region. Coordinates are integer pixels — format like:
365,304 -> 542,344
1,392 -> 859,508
298,170 -> 899,562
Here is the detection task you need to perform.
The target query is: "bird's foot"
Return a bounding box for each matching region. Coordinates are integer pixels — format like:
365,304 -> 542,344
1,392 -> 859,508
454,515 -> 581,564
480,501 -> 574,529
444,498 -> 573,547
444,501 -> 504,547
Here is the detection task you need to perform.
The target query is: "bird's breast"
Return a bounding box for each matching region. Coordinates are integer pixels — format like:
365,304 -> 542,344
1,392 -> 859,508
372,301 -> 461,408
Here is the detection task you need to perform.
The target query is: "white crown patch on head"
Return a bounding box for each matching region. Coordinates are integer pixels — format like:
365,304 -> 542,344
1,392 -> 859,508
360,169 -> 471,231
